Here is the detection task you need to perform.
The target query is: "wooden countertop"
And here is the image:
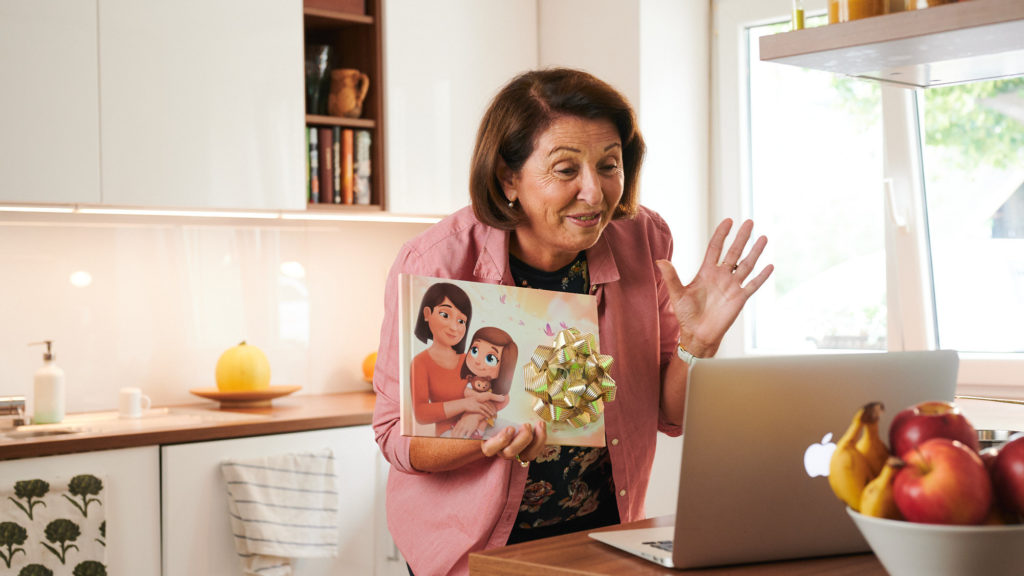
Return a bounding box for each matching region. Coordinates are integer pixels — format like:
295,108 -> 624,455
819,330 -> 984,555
0,391 -> 376,461
469,516 -> 885,575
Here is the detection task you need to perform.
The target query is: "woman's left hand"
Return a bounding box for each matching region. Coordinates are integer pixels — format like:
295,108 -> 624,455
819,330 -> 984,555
656,218 -> 773,358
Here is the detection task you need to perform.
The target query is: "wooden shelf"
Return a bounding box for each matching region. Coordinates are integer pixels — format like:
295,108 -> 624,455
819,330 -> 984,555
759,0 -> 1024,88
303,0 -> 386,211
306,114 -> 375,128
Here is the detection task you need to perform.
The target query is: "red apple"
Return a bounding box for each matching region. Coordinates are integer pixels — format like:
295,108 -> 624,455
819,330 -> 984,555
889,400 -> 979,458
893,438 -> 993,525
991,436 -> 1024,518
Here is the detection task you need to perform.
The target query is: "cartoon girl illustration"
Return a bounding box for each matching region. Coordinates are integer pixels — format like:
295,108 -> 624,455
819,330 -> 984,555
453,326 -> 518,439
410,282 -> 505,436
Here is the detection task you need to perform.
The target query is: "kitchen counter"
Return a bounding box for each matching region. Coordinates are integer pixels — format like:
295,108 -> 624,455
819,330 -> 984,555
0,391 -> 376,461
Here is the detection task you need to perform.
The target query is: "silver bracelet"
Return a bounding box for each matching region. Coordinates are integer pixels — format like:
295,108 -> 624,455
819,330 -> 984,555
676,343 -> 698,366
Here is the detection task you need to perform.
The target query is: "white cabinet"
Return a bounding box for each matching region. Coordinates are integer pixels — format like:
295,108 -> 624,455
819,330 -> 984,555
161,425 -> 384,576
0,0 -> 101,204
97,0 -> 306,210
384,0 -> 538,215
0,446 -> 161,574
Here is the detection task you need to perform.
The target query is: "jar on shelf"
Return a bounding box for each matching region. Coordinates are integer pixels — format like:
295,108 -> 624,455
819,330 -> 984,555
828,0 -> 886,23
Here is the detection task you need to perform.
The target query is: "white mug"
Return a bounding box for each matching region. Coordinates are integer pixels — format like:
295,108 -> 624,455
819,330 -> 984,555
118,387 -> 151,419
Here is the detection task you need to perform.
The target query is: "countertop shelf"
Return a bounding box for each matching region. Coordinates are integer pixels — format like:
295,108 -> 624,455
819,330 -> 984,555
0,391 -> 376,461
759,0 -> 1024,88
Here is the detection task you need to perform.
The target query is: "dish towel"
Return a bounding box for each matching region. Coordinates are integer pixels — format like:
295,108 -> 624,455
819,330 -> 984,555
0,473 -> 108,576
221,448 -> 339,576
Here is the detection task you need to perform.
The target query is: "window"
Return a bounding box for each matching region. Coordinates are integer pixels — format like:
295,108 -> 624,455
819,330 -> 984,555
714,0 -> 1024,394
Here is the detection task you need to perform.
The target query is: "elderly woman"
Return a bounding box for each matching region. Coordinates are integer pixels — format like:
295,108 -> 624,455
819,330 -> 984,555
372,67 -> 772,575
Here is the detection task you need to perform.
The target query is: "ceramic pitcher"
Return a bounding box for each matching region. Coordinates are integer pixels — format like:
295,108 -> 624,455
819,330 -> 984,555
328,69 -> 370,118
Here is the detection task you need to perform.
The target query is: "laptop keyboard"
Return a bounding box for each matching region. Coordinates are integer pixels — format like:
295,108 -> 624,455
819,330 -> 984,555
643,540 -> 673,553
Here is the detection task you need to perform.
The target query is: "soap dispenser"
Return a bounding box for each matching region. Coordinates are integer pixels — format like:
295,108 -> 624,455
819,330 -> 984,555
30,340 -> 65,424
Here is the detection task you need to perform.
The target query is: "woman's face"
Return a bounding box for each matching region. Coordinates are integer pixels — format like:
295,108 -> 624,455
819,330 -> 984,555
466,338 -> 503,380
502,115 -> 624,271
423,296 -> 468,349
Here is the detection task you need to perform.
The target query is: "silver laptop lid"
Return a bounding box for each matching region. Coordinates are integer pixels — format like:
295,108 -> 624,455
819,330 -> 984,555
672,350 -> 959,569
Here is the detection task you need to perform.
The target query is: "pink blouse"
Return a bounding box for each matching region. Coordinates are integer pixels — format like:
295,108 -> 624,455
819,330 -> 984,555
372,206 -> 681,575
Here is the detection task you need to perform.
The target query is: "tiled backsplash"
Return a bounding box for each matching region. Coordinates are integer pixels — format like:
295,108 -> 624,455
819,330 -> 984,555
0,213 -> 431,415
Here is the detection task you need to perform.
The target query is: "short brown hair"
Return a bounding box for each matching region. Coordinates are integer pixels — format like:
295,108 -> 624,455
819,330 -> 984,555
470,68 -> 646,230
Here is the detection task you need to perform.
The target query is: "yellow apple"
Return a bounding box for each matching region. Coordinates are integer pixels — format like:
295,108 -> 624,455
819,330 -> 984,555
215,341 -> 271,391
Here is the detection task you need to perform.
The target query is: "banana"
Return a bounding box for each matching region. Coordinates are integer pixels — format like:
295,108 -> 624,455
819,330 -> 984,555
828,402 -> 878,511
855,401 -> 888,476
859,456 -> 903,520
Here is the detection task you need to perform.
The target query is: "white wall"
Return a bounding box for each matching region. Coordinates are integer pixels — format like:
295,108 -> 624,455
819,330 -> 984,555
0,214 -> 430,414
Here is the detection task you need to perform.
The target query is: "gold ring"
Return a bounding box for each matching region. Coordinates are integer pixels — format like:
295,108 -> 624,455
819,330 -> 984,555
514,454 -> 529,468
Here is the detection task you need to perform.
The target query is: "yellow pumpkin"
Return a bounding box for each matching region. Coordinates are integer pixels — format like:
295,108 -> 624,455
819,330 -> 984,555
215,341 -> 271,391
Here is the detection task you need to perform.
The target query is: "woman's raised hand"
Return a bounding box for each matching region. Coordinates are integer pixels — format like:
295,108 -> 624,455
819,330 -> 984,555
656,218 -> 773,359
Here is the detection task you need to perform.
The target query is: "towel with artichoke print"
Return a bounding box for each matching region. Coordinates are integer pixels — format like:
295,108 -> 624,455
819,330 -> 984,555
0,474 -> 107,576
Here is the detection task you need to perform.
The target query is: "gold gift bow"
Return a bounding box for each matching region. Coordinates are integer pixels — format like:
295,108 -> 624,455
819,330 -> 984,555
523,328 -> 616,428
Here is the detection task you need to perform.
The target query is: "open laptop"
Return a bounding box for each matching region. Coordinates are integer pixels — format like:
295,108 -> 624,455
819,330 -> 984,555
589,350 -> 959,569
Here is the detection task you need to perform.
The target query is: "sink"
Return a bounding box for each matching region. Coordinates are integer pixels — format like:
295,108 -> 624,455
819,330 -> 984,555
0,407 -> 269,441
1,426 -> 80,440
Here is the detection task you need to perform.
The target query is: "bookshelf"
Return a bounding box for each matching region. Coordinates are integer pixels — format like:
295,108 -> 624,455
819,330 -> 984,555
304,0 -> 386,210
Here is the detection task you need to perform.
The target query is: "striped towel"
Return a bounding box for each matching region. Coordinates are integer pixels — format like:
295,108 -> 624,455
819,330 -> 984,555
221,448 -> 339,576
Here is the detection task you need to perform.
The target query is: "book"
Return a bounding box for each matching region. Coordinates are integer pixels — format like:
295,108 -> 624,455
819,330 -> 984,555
354,130 -> 371,205
341,128 -> 354,204
332,127 -> 342,204
317,127 -> 334,204
308,127 -> 319,204
397,274 -> 610,447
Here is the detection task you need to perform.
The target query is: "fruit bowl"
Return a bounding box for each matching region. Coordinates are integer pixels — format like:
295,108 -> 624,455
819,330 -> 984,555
847,508 -> 1024,576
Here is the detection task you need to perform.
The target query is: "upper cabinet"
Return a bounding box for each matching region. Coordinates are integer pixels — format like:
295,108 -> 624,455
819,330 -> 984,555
759,0 -> 1024,88
99,0 -> 306,210
0,0 -> 101,204
383,0 -> 537,216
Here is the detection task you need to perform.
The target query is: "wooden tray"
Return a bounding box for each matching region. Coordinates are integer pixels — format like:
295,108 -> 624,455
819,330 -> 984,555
188,386 -> 302,408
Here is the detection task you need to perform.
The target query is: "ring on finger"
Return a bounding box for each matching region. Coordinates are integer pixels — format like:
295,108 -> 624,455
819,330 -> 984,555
514,454 -> 529,468
731,264 -> 739,273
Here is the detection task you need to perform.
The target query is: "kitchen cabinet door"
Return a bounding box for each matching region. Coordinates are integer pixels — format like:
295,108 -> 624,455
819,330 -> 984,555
384,0 -> 538,215
161,425 -> 379,576
0,446 -> 161,574
98,0 -> 306,210
0,0 -> 101,204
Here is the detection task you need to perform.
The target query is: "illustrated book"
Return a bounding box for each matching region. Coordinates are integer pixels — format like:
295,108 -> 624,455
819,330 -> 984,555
397,274 -> 614,447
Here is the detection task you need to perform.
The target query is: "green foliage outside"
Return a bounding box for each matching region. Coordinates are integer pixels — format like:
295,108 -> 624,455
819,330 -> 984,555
0,522 -> 28,568
63,475 -> 103,518
73,560 -> 107,576
18,565 -> 53,576
42,518 -> 80,565
10,479 -> 50,520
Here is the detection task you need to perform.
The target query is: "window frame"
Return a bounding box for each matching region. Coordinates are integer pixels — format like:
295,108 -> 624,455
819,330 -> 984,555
711,0 -> 1024,397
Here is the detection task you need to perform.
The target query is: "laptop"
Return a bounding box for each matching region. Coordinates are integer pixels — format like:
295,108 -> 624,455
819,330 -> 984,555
589,350 -> 959,569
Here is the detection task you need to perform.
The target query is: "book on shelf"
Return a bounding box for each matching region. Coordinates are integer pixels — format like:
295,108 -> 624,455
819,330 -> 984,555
318,127 -> 334,204
341,128 -> 354,204
397,274 -> 610,447
332,127 -> 342,204
308,127 -> 319,204
354,129 -> 371,205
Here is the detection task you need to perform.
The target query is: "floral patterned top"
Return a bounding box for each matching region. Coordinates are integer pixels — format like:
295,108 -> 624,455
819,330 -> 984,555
506,252 -> 620,544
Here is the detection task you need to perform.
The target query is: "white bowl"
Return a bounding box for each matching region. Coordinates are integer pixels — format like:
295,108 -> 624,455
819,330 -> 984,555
847,508 -> 1024,576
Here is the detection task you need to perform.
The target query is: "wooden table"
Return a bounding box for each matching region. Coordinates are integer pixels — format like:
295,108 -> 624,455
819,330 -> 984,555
469,516 -> 886,575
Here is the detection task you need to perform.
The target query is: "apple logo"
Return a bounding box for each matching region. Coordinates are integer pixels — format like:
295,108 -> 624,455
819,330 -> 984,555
803,432 -> 837,478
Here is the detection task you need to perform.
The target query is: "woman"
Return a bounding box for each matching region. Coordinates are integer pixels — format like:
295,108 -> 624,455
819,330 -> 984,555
372,67 -> 772,575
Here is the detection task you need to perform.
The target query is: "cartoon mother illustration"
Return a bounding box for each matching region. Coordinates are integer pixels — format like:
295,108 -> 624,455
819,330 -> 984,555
454,326 -> 518,439
411,282 -> 506,436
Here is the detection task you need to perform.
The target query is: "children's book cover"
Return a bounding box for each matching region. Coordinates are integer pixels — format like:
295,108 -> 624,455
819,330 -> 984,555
397,274 -> 614,447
